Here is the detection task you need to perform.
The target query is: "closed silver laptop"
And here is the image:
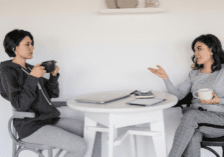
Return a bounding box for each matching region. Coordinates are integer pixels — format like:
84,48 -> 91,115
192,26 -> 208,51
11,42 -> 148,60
75,91 -> 135,104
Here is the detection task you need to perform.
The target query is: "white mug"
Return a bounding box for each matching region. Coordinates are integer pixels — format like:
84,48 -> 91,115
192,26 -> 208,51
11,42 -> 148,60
193,88 -> 213,100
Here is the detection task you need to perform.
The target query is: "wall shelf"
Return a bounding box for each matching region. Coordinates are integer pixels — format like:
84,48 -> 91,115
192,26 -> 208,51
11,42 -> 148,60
100,8 -> 165,14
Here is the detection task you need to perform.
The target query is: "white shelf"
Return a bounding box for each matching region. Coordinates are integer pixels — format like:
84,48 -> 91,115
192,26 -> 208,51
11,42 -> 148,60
100,8 -> 165,14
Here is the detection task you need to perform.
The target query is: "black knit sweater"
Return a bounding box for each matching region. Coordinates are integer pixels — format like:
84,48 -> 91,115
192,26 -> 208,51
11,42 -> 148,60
0,59 -> 60,139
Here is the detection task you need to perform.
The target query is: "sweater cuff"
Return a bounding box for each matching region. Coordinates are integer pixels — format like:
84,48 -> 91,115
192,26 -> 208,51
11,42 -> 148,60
219,98 -> 224,105
23,75 -> 39,91
49,73 -> 60,81
163,76 -> 171,84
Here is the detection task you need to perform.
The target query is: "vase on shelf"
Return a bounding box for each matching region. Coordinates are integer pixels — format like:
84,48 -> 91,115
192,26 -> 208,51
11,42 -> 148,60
105,0 -> 138,9
105,0 -> 159,9
137,0 -> 146,8
105,0 -> 118,9
145,0 -> 159,8
117,0 -> 138,8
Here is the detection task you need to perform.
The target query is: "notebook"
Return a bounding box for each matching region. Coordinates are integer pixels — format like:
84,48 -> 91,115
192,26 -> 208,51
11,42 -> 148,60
127,98 -> 166,106
75,91 -> 135,104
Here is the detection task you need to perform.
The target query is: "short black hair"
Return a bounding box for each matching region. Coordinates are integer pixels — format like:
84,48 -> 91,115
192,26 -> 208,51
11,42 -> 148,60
191,34 -> 224,73
3,29 -> 34,57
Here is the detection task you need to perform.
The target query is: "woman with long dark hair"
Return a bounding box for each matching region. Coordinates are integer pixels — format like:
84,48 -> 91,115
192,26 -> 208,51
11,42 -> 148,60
148,34 -> 224,157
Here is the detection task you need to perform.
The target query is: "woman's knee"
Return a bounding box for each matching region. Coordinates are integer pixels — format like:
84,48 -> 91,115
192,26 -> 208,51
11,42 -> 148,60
55,118 -> 85,137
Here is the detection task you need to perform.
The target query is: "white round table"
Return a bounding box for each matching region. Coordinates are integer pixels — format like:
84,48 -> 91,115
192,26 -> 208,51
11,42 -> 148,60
67,90 -> 178,157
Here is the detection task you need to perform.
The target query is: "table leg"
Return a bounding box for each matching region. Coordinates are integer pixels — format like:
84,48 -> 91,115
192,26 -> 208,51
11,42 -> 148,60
150,119 -> 167,157
130,134 -> 137,157
108,121 -> 117,157
84,117 -> 97,157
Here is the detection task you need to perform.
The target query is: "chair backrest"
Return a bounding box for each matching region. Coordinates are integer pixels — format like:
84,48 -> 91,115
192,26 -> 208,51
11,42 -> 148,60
8,102 -> 66,147
8,109 -> 36,147
8,103 -> 65,157
8,116 -> 24,147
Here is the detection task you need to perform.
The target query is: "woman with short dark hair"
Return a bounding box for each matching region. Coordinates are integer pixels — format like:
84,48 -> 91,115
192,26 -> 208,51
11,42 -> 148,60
0,29 -> 87,157
3,29 -> 34,58
148,34 -> 224,157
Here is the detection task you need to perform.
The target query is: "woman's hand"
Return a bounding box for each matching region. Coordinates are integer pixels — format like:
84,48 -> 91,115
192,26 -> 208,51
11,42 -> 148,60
51,61 -> 60,76
199,92 -> 221,104
148,65 -> 168,80
30,63 -> 46,78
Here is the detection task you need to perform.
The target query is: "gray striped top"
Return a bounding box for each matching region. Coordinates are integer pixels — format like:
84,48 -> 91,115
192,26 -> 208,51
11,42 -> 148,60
163,64 -> 224,112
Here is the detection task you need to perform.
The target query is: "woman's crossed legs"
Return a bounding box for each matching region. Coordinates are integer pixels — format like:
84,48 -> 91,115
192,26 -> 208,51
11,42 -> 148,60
168,108 -> 224,157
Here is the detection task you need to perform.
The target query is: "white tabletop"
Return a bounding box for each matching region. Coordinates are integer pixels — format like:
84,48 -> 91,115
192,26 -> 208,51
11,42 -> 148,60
67,90 -> 178,113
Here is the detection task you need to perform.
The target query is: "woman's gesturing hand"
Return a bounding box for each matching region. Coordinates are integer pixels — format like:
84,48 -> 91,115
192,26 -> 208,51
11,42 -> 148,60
199,92 -> 221,104
148,65 -> 168,80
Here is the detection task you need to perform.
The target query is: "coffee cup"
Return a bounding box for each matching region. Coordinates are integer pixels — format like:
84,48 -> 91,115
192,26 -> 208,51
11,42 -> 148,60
40,60 -> 56,73
193,88 -> 213,100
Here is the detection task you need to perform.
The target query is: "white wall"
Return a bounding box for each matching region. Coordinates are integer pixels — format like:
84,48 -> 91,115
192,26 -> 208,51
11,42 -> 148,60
1,0 -> 224,156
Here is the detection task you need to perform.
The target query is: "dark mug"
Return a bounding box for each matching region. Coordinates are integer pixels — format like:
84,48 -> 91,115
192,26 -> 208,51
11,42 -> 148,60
40,60 -> 56,73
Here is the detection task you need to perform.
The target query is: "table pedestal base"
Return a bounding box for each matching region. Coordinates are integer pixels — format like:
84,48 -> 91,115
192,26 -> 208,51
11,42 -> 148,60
84,110 -> 167,157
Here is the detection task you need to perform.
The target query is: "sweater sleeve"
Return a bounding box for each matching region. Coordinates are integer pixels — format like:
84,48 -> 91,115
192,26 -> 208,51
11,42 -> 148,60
43,73 -> 60,99
218,68 -> 224,105
1,68 -> 39,111
163,72 -> 192,101
219,99 -> 224,105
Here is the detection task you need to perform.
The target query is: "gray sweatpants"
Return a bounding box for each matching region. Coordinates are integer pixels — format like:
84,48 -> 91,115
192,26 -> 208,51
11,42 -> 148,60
168,108 -> 224,157
22,118 -> 87,157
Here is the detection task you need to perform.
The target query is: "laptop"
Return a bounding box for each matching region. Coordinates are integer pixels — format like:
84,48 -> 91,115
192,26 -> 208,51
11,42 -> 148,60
75,91 -> 136,104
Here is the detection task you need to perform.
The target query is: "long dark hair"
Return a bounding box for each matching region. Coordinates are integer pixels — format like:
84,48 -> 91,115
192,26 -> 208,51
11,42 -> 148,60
3,29 -> 34,57
191,34 -> 224,73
